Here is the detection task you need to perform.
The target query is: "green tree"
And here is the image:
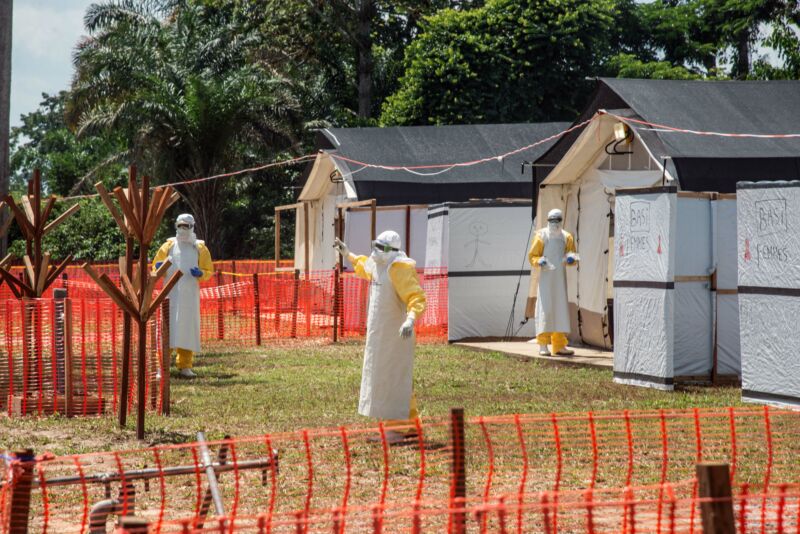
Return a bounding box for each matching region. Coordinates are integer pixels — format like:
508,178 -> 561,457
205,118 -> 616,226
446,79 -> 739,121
381,0 -> 621,125
10,92 -> 126,196
68,0 -> 305,257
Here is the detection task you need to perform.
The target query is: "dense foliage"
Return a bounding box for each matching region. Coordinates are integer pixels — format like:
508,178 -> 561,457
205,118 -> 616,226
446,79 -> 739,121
5,0 -> 799,259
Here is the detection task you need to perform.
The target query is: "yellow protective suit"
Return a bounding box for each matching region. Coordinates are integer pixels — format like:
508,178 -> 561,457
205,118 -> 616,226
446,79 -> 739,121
350,251 -> 426,429
153,238 -> 214,369
528,229 -> 576,354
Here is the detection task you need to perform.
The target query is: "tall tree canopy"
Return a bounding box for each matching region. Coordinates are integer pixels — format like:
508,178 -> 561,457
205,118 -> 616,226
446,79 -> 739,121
68,0 -> 305,256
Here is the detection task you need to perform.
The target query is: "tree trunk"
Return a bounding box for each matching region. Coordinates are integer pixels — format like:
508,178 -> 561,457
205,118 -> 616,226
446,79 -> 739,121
0,0 -> 12,256
179,180 -> 225,259
735,29 -> 750,79
356,0 -> 375,119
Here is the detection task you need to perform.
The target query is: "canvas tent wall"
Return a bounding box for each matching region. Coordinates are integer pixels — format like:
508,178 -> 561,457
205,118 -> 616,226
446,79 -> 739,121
292,122 -> 569,272
613,187 -> 740,390
531,112 -> 666,349
737,181 -> 800,408
425,200 -> 535,341
529,78 -> 800,350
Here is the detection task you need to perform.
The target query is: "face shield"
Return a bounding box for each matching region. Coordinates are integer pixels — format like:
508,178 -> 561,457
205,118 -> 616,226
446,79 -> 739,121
370,240 -> 400,265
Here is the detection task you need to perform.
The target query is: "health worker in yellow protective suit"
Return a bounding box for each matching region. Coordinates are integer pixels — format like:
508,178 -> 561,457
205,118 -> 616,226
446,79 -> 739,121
334,230 -> 426,445
152,214 -> 214,378
529,208 -> 578,357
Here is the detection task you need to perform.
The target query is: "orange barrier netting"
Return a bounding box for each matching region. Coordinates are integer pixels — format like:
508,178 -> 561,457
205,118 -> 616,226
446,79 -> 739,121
1,406 -> 798,532
0,264 -> 447,417
0,298 -> 165,418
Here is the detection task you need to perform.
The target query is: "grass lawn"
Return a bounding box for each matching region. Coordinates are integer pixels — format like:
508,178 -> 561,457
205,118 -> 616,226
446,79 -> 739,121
0,341 -> 743,456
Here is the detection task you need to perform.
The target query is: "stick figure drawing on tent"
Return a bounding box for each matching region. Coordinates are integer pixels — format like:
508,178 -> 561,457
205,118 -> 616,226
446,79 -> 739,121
465,221 -> 490,268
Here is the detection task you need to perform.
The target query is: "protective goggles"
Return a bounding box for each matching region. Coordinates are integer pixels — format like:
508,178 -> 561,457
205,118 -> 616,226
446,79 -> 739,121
372,240 -> 399,253
547,217 -> 563,223
176,223 -> 193,229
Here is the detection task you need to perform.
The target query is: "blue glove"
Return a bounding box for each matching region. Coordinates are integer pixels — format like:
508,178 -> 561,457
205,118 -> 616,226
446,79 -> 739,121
190,267 -> 203,278
538,258 -> 548,266
566,256 -> 575,265
154,261 -> 163,270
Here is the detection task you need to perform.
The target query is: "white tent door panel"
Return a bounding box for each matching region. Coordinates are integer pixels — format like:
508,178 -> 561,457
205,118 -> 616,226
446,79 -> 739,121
614,191 -> 676,283
716,294 -> 740,376
448,276 -> 535,341
740,294 -> 800,408
737,185 -> 800,289
673,282 -> 713,377
425,206 -> 449,268
613,287 -> 674,391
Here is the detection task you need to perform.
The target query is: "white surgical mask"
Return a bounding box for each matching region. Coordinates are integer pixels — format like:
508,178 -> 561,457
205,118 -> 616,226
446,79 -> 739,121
548,220 -> 562,232
176,226 -> 196,243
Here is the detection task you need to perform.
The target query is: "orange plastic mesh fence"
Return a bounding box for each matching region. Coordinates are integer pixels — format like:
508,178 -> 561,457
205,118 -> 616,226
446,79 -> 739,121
0,298 -> 165,417
1,407 -> 798,533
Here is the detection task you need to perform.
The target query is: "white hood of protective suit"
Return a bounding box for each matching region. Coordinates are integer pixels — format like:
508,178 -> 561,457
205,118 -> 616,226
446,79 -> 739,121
176,227 -> 197,244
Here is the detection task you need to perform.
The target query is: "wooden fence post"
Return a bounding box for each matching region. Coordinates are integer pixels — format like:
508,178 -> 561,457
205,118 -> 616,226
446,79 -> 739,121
332,266 -> 340,343
696,463 -> 735,534
160,298 -> 170,416
64,299 -> 74,417
450,408 -> 466,534
291,269 -> 300,338
8,449 -> 35,534
53,288 -> 67,398
253,273 -> 262,346
117,516 -> 150,533
216,270 -> 224,341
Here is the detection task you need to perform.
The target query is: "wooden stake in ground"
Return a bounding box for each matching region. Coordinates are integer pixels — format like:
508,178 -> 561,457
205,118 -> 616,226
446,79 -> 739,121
0,170 -> 79,297
87,169 -> 182,439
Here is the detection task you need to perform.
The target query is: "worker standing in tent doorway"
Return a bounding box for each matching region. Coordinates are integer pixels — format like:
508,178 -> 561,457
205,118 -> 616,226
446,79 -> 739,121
334,231 -> 426,445
529,209 -> 579,357
152,214 -> 214,378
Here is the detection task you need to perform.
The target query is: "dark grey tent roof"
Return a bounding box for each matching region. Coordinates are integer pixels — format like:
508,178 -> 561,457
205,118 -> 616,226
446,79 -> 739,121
315,122 -> 569,204
536,78 -> 800,192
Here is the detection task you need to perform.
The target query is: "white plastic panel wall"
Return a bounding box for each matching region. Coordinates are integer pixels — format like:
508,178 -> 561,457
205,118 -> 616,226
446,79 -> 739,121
675,197 -> 713,277
613,187 -> 677,389
446,202 -> 534,341
613,287 -> 674,390
425,204 -> 449,268
673,197 -> 713,378
714,197 -> 741,377
738,181 -> 800,407
344,207 -> 428,268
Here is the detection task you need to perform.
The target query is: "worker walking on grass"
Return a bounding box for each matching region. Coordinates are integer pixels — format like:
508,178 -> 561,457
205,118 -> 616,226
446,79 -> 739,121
529,208 -> 578,357
152,214 -> 214,378
334,230 -> 426,445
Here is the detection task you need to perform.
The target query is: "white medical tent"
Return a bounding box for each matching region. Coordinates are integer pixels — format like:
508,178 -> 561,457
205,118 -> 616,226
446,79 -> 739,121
531,78 -> 800,352
425,200 -> 536,341
737,181 -> 800,408
291,122 -> 569,272
612,186 -> 743,390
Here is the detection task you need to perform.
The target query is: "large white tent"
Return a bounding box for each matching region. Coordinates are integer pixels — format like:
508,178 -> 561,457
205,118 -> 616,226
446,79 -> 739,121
291,123 -> 568,272
530,77 -> 800,356
737,181 -> 800,408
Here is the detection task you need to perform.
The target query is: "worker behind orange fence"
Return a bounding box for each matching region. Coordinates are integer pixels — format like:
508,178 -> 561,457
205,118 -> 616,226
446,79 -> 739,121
334,231 -> 426,445
152,214 -> 214,378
